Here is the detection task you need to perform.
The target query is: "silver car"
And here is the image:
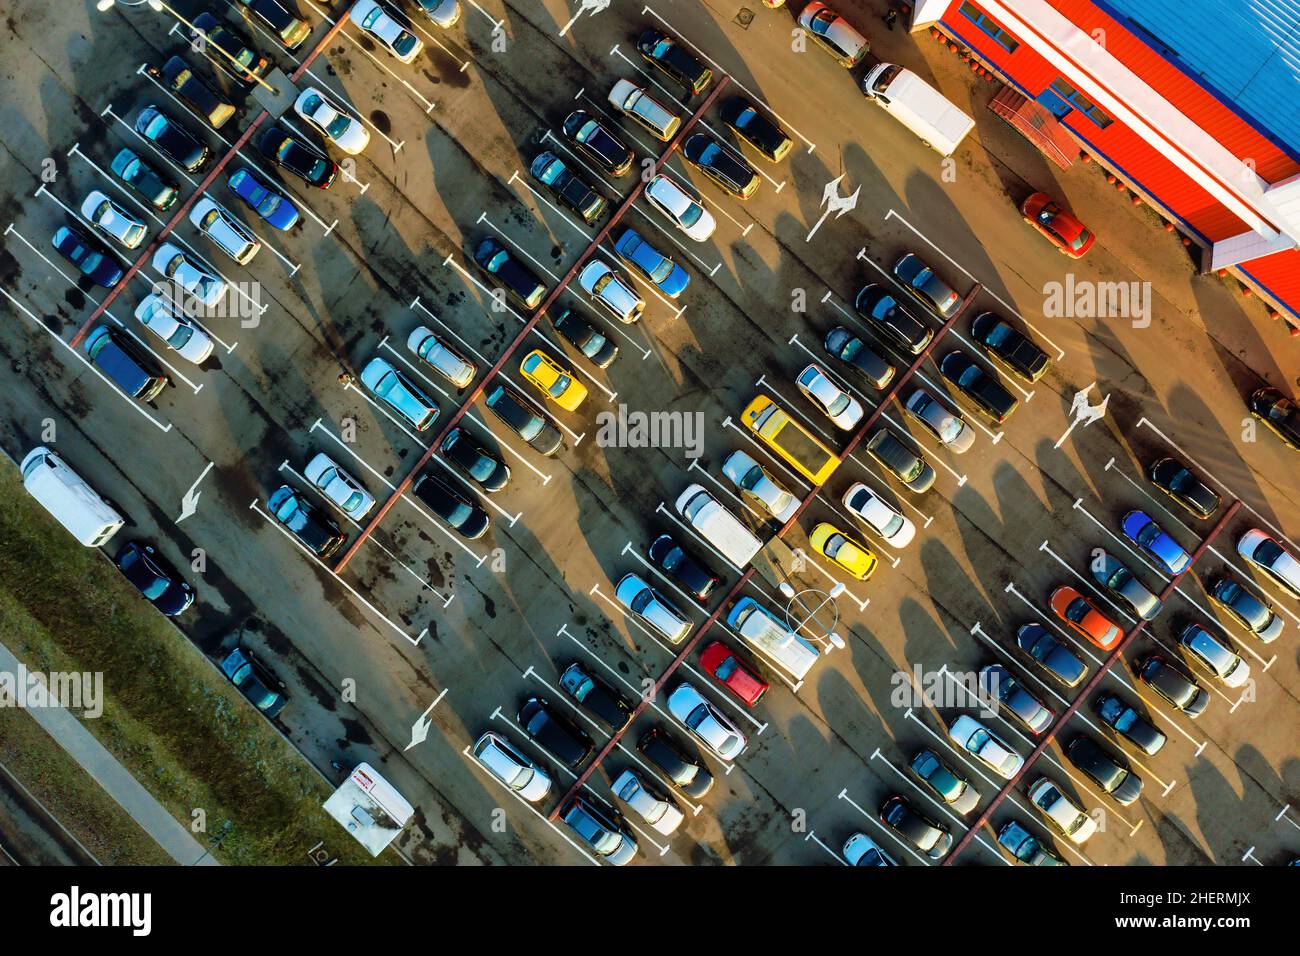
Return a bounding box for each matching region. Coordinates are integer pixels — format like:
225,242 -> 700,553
645,174 -> 715,242
608,79 -> 681,141
81,190 -> 146,249
473,731 -> 551,803
415,0 -> 460,28
577,259 -> 645,324
948,714 -> 1024,779
842,481 -> 916,547
407,325 -> 475,388
152,242 -> 226,308
360,357 -> 439,431
1090,550 -> 1161,621
189,197 -> 260,264
796,363 -> 863,430
1238,529 -> 1300,599
304,452 -> 376,520
903,388 -> 975,453
722,449 -> 798,522
667,682 -> 746,760
843,831 -> 897,866
615,572 -> 692,643
611,769 -> 684,835
133,292 -> 214,364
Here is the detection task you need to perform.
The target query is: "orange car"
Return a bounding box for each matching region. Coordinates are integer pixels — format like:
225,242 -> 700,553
1050,586 -> 1122,650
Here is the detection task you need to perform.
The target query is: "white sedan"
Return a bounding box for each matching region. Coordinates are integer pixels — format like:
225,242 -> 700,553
645,173 -> 715,242
349,0 -> 424,64
948,715 -> 1024,780
304,452 -> 376,520
797,363 -> 863,429
134,293 -> 214,364
294,88 -> 370,155
189,197 -> 261,265
152,242 -> 226,308
722,449 -> 797,522
611,769 -> 684,835
81,190 -> 146,249
842,482 -> 915,547
667,682 -> 746,761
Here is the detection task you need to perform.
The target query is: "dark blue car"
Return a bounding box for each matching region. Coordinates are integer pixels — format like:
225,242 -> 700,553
227,167 -> 300,230
1122,510 -> 1189,575
612,227 -> 688,299
220,647 -> 288,718
52,225 -> 123,287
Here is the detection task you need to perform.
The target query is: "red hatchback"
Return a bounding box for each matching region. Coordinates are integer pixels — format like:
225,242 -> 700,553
1050,586 -> 1122,651
1020,192 -> 1094,258
700,641 -> 769,707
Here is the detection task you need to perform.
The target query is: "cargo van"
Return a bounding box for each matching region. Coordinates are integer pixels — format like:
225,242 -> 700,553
740,395 -> 840,484
20,446 -> 124,546
727,596 -> 821,681
861,63 -> 975,158
675,483 -> 762,569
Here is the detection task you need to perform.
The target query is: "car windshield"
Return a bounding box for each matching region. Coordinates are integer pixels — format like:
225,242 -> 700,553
1135,523 -> 1163,548
166,323 -> 194,348
362,8 -> 382,29
967,729 -> 990,753
1254,540 -> 1284,565
985,322 -> 1011,348
677,200 -> 702,228
548,375 -> 571,398
826,392 -> 850,416
714,656 -> 737,680
326,115 -> 351,138
273,495 -> 302,525
936,414 -> 961,441
1065,598 -> 1091,623
487,250 -> 508,271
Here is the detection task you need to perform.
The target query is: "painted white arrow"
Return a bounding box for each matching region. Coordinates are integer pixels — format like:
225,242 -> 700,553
806,174 -> 861,242
177,461 -> 214,524
1053,382 -> 1110,449
404,689 -> 448,751
559,0 -> 610,36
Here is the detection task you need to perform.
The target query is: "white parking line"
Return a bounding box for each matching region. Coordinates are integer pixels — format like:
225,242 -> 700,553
302,0 -> 438,113
836,788 -> 929,865
1072,497 -> 1171,582
804,829 -> 849,865
404,14 -> 472,73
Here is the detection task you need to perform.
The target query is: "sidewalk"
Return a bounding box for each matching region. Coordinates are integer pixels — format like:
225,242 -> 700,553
0,640 -> 219,866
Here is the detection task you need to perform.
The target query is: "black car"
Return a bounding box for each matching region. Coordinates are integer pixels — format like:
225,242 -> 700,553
879,795 -> 952,859
648,533 -> 721,600
1209,576 -> 1283,643
485,385 -> 563,456
440,427 -> 509,493
411,471 -> 490,540
1148,457 -> 1220,519
822,325 -> 895,390
1249,387 -> 1300,450
110,147 -> 179,210
115,540 -> 194,616
969,311 -> 1049,383
719,95 -> 792,163
893,252 -> 960,318
551,307 -> 618,369
267,484 -> 345,558
84,325 -> 168,401
1090,550 -> 1162,621
257,125 -> 337,188
220,646 -> 288,717
135,105 -> 210,172
1093,692 -> 1166,756
151,56 -> 236,128
979,664 -> 1054,734
638,726 -> 712,798
682,133 -> 759,199
560,662 -> 632,730
192,12 -> 271,82
1066,736 -> 1143,806
853,284 -> 934,354
516,697 -> 592,768
1135,654 -> 1209,717
236,0 -> 312,50
939,350 -> 1019,424
561,110 -> 633,177
528,151 -> 608,225
472,236 -> 546,310
636,28 -> 712,95
1016,623 -> 1087,687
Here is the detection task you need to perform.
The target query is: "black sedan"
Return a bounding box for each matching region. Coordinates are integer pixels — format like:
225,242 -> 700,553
257,125 -> 337,188
822,325 -> 895,390
220,647 -> 288,717
1209,576 -> 1283,643
879,795 -> 951,859
1250,386 -> 1300,450
853,284 -> 933,354
969,311 -> 1049,383
110,147 -> 179,211
648,533 -> 721,600
472,236 -> 546,310
551,307 -> 618,369
440,427 -> 509,493
1148,457 -> 1220,519
682,133 -> 759,199
528,151 -> 607,225
939,350 -> 1018,424
638,727 -> 712,798
411,471 -> 490,539
517,697 -> 592,768
135,105 -> 210,172
267,485 -> 345,557
1136,654 -> 1209,717
485,385 -> 563,456
560,662 -> 632,730
1066,736 -> 1143,806
719,95 -> 792,162
115,540 -> 194,616
192,12 -> 271,82
151,56 -> 235,128
561,110 -> 633,177
636,28 -> 712,95
978,664 -> 1054,734
893,252 -> 960,317
1094,692 -> 1166,756
1016,623 -> 1086,687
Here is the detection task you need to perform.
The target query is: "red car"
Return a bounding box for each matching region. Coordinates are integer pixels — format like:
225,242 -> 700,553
1020,192 -> 1094,258
1050,586 -> 1122,651
700,641 -> 769,707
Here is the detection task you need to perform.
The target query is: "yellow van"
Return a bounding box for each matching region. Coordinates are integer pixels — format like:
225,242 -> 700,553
740,395 -> 840,485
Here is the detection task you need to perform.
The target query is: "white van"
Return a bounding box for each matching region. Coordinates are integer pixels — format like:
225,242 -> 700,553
21,446 -> 124,547
726,596 -> 821,681
861,63 -> 975,157
675,483 -> 762,569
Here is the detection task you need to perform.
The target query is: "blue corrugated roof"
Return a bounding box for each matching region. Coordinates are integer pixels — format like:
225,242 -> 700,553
1101,0 -> 1300,159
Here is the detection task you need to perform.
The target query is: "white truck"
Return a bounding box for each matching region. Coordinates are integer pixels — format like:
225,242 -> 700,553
862,63 -> 975,157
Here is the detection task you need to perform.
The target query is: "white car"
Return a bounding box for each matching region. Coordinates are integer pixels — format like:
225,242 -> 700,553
81,190 -> 146,249
722,449 -> 797,522
577,259 -> 644,324
645,173 -> 715,242
1027,777 -> 1097,844
667,682 -> 746,760
294,88 -> 370,155
948,715 -> 1023,779
133,293 -> 214,364
303,452 -> 376,520
842,482 -> 915,547
415,0 -> 460,28
611,769 -> 684,835
614,572 -> 691,644
843,831 -> 897,866
407,326 -> 475,388
189,197 -> 261,264
1238,529 -> 1300,599
796,363 -> 863,430
607,79 -> 680,141
152,242 -> 226,308
349,0 -> 424,63
473,731 -> 551,803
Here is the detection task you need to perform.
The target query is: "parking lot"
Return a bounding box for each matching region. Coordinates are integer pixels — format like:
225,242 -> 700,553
0,0 -> 1298,866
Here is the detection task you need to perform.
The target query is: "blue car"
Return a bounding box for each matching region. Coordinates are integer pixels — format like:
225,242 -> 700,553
1122,510 -> 1189,575
52,225 -> 123,288
612,227 -> 688,299
227,167 -> 300,230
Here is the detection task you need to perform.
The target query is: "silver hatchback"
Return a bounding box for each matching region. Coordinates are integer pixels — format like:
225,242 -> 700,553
407,325 -> 475,388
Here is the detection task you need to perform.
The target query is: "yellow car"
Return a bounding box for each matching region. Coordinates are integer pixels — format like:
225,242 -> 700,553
809,522 -> 877,581
520,349 -> 588,411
